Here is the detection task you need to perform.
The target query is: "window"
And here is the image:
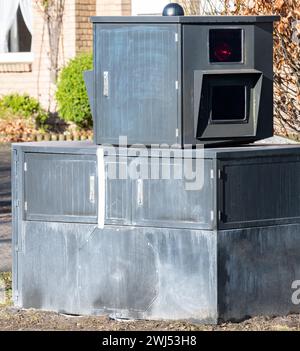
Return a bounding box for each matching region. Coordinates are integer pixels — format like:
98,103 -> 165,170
8,6 -> 32,53
0,0 -> 32,62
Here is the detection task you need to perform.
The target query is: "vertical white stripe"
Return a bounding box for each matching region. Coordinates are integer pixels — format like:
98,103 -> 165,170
97,147 -> 105,228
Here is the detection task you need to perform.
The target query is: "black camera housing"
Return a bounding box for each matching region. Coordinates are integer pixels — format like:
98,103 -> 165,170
85,15 -> 279,146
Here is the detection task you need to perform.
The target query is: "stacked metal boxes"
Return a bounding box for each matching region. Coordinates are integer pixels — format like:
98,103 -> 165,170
12,15 -> 300,323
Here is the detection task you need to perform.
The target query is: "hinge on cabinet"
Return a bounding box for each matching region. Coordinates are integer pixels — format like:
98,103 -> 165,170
24,162 -> 27,172
218,169 -> 226,180
175,33 -> 178,42
218,210 -> 222,221
176,128 -> 179,138
218,211 -> 228,222
210,169 -> 214,179
175,80 -> 179,90
210,210 -> 214,221
24,201 -> 28,212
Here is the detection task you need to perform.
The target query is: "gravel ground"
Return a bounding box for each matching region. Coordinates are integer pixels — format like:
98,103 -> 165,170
1,307 -> 300,331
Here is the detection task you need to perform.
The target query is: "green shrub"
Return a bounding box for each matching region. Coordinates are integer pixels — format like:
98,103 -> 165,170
56,53 -> 93,128
0,93 -> 48,127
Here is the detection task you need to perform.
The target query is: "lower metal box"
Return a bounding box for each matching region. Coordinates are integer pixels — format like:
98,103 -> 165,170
11,141 -> 300,323
14,222 -> 300,323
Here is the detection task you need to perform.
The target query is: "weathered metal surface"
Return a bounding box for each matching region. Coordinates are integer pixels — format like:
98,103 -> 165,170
218,155 -> 300,229
24,153 -> 98,223
87,17 -> 278,146
79,225 -> 217,322
17,222 -> 217,322
218,224 -> 300,321
12,142 -> 300,230
91,16 -> 280,24
83,70 -> 95,125
94,24 -> 179,145
15,220 -> 300,322
11,142 -> 300,323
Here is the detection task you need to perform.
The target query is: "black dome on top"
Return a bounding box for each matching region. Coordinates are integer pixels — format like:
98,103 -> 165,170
162,3 -> 185,16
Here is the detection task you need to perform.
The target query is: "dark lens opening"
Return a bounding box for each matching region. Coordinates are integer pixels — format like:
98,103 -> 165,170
209,29 -> 242,63
211,85 -> 246,122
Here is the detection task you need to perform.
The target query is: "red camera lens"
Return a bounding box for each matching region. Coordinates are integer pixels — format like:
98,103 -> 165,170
214,42 -> 232,62
209,29 -> 242,63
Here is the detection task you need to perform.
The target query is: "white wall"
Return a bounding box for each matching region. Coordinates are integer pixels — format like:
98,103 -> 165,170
132,1 -> 226,16
131,0 -> 170,16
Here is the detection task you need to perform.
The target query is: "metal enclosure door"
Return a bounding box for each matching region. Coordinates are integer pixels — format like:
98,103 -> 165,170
218,156 -> 300,229
133,157 -> 215,229
95,24 -> 180,145
24,153 -> 98,223
105,158 -> 131,225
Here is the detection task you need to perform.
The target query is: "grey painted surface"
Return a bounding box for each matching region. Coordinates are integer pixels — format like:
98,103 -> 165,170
131,157 -> 214,230
181,21 -> 273,144
87,17 -> 278,146
218,224 -> 300,321
11,142 -> 300,323
15,145 -> 216,229
94,24 -> 179,145
91,16 -> 280,24
83,70 -> 95,125
19,221 -> 95,313
14,220 -> 300,322
218,155 -> 300,229
17,222 -> 217,322
12,140 -> 300,157
12,142 -> 300,230
253,23 -> 274,141
24,153 -> 98,223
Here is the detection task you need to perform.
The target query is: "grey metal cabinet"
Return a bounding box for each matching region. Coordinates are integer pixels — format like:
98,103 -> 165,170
24,153 -> 98,223
12,142 -> 300,322
103,154 -> 215,229
105,158 -> 132,225
217,154 -> 300,229
94,24 -> 180,145
132,157 -> 215,229
87,16 -> 279,146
